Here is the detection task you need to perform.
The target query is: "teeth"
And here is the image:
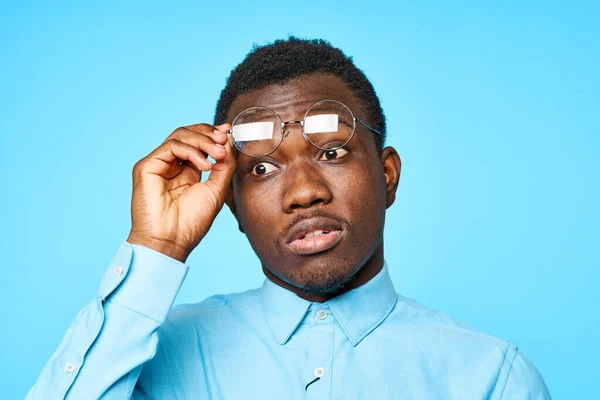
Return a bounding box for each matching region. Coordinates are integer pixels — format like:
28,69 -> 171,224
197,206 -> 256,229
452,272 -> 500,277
305,230 -> 324,238
303,230 -> 331,239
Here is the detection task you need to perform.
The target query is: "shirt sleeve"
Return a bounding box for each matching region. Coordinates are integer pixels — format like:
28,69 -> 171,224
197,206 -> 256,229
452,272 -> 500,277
25,242 -> 188,400
499,349 -> 552,399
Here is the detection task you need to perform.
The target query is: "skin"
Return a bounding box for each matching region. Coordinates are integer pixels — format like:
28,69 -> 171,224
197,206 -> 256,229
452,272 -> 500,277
225,73 -> 401,302
127,72 -> 401,303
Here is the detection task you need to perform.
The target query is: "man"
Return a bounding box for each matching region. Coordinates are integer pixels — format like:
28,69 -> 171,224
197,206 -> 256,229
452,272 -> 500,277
27,38 -> 551,399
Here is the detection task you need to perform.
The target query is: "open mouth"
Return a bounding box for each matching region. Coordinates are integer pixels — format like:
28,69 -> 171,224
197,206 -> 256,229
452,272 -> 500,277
300,229 -> 332,239
285,215 -> 345,255
289,229 -> 342,255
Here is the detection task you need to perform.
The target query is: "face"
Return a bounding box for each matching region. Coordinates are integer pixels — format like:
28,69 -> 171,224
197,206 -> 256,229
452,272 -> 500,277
225,73 -> 400,300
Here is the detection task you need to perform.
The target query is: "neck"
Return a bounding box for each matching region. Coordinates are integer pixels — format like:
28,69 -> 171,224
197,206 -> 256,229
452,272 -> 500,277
262,244 -> 384,303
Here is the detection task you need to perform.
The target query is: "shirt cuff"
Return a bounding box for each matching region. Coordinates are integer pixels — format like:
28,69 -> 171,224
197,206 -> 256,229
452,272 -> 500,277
96,242 -> 189,323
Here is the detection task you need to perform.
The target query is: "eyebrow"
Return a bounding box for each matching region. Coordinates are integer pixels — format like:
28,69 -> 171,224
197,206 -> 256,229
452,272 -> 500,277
240,108 -> 278,121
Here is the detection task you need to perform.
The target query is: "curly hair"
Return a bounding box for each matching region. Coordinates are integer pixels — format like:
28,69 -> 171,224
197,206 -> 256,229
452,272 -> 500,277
214,37 -> 386,150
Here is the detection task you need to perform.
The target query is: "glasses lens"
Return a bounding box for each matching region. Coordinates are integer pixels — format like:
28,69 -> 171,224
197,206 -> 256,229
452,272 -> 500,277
303,100 -> 355,150
231,107 -> 282,157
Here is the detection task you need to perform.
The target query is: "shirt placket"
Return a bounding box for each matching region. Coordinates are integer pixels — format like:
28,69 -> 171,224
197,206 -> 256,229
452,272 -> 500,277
305,304 -> 334,400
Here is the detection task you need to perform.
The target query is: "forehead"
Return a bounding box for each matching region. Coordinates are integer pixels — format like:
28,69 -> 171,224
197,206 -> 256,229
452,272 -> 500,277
226,73 -> 366,122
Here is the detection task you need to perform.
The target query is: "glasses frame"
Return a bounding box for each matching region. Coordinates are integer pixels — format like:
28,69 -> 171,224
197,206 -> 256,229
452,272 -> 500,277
226,99 -> 382,158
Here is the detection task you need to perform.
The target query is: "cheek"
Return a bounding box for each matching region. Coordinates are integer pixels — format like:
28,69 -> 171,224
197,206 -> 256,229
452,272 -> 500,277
339,153 -> 386,200
338,163 -> 387,233
235,181 -> 282,241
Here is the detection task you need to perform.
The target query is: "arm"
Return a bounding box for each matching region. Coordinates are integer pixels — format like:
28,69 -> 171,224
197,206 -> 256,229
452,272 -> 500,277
27,122 -> 235,399
26,243 -> 187,399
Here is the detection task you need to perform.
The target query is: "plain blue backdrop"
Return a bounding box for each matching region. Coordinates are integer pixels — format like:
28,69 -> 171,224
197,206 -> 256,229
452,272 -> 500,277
1,1 -> 598,398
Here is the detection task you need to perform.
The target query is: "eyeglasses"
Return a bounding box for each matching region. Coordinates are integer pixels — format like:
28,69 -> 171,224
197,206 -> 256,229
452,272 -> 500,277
226,99 -> 382,158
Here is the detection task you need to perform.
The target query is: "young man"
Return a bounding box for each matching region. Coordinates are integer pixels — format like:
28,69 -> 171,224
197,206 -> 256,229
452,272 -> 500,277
28,38 -> 551,399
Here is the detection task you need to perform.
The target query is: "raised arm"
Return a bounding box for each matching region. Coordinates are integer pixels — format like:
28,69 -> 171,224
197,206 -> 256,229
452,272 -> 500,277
26,123 -> 235,399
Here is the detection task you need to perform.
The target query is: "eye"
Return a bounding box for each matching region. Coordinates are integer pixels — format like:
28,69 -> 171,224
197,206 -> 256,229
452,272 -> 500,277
251,161 -> 278,176
319,147 -> 349,161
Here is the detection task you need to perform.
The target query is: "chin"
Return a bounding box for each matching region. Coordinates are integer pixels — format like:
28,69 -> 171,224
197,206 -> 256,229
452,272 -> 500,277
286,257 -> 357,296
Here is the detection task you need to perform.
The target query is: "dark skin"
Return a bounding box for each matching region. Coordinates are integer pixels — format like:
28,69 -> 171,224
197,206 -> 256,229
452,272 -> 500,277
225,73 -> 401,303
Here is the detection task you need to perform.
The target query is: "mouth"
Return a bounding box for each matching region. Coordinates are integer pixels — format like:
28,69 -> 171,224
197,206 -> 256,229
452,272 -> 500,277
285,217 -> 344,255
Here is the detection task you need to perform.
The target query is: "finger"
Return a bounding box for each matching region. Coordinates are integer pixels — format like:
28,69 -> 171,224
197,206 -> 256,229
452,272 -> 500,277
179,160 -> 202,180
176,162 -> 202,184
142,139 -> 213,176
167,126 -> 228,160
214,123 -> 232,133
213,124 -> 232,145
179,123 -> 229,146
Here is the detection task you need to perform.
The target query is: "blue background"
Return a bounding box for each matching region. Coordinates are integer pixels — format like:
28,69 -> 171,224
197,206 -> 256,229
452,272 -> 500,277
1,1 -> 598,398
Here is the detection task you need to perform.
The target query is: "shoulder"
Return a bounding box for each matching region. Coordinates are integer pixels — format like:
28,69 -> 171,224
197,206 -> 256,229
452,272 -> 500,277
390,295 -> 551,398
498,350 -> 551,399
392,294 -> 512,347
160,288 -> 262,333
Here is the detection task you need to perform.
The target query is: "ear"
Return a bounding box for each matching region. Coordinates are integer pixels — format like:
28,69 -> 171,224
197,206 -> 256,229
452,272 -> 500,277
225,185 -> 245,233
380,146 -> 401,208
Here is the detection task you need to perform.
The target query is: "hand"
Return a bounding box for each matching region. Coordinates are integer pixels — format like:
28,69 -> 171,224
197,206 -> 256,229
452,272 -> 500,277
126,123 -> 235,262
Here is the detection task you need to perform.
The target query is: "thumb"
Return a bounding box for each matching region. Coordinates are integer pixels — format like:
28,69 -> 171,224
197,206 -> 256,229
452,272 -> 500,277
205,134 -> 236,199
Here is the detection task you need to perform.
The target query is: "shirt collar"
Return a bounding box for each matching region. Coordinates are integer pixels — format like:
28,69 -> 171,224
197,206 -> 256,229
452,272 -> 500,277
259,262 -> 397,347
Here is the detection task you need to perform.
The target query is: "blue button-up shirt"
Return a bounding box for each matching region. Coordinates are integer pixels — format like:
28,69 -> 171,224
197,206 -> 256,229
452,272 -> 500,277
27,243 -> 551,399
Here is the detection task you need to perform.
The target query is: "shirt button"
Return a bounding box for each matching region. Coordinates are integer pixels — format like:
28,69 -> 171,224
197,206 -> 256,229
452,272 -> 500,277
317,309 -> 328,320
314,367 -> 325,378
64,362 -> 76,373
113,266 -> 123,277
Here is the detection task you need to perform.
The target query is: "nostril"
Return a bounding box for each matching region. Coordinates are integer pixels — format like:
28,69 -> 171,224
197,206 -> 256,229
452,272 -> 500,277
290,198 -> 323,210
310,198 -> 324,207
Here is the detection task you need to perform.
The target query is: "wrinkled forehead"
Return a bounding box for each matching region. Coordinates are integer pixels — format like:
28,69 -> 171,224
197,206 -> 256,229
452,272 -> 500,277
225,73 -> 366,123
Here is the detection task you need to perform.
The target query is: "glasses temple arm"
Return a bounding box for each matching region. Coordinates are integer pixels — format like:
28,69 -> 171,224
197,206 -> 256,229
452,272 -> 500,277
355,117 -> 383,136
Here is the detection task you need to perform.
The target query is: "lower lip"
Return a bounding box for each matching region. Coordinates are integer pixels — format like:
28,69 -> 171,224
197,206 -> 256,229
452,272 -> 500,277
287,231 -> 343,255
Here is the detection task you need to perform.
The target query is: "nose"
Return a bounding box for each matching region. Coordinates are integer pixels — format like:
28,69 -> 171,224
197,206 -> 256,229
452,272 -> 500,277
282,161 -> 333,213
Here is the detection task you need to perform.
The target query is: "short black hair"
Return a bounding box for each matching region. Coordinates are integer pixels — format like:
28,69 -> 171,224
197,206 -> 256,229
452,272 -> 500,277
214,37 -> 386,150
